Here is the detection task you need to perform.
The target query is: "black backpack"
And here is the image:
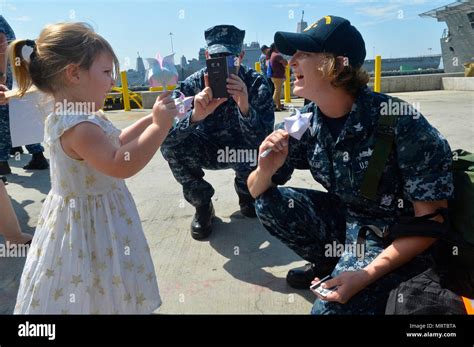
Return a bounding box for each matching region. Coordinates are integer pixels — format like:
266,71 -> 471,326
359,113 -> 474,312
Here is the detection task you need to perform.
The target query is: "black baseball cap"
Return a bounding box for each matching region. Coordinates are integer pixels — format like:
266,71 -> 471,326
274,15 -> 366,67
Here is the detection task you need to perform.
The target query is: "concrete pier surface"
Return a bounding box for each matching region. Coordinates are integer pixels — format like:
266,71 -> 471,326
1,90 -> 472,314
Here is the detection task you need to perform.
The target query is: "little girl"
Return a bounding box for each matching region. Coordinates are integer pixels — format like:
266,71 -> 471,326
11,22 -> 177,314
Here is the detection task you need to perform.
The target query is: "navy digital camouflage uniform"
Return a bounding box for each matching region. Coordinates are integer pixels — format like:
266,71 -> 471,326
0,15 -> 44,162
161,26 -> 274,208
255,86 -> 454,314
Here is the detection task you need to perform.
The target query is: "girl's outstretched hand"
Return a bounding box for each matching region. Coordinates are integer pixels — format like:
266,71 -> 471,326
152,91 -> 178,130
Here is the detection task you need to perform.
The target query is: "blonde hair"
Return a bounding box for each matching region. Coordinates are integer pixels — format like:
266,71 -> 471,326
9,22 -> 119,97
319,53 -> 370,96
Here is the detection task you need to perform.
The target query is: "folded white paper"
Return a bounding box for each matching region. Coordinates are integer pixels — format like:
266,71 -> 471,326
283,109 -> 313,140
260,109 -> 313,158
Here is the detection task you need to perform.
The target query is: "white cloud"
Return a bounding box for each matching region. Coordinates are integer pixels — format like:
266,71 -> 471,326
0,1 -> 14,11
339,0 -> 379,3
360,13 -> 418,26
273,3 -> 303,8
389,0 -> 432,4
356,4 -> 400,18
11,16 -> 31,22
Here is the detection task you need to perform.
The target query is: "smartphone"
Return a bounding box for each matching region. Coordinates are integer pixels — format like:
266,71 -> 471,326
206,55 -> 239,99
310,275 -> 337,298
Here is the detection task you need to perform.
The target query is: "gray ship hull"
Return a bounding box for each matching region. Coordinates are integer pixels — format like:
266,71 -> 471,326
363,55 -> 442,72
420,0 -> 474,73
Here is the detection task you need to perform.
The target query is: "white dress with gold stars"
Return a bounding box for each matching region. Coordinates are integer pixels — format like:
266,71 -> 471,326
14,112 -> 161,314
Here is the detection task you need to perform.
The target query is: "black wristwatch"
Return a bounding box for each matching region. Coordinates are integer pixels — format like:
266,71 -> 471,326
0,72 -> 5,79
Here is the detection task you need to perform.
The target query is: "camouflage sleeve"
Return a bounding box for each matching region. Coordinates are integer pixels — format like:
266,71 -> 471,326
164,72 -> 205,146
395,107 -> 454,201
271,122 -> 311,185
237,71 -> 275,140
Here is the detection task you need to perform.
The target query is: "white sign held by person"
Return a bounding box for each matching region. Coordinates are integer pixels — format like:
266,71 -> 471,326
8,88 -> 52,147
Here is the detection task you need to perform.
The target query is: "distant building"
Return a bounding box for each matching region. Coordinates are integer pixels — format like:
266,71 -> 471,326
120,69 -> 146,88
180,55 -> 187,67
178,56 -> 206,80
297,10 -> 308,33
118,52 -> 147,87
420,0 -> 474,73
241,42 -> 261,68
136,52 -> 145,75
198,48 -> 206,63
187,57 -> 205,72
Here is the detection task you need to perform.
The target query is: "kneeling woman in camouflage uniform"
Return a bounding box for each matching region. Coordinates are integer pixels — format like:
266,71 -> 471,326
248,16 -> 453,314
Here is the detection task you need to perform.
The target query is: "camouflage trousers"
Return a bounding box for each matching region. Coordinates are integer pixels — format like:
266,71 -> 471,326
255,186 -> 432,315
0,105 -> 44,161
161,129 -> 257,208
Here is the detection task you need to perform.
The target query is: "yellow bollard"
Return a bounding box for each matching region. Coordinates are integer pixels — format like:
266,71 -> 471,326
149,85 -> 176,92
255,61 -> 261,73
374,55 -> 382,93
121,71 -> 131,111
284,64 -> 291,103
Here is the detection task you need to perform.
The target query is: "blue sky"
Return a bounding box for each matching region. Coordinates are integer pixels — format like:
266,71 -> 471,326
2,0 -> 450,69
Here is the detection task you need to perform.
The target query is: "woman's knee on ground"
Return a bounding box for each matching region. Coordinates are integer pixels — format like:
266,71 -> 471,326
255,186 -> 287,217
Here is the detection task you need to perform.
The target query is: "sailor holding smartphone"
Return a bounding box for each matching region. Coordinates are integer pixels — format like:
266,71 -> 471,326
161,25 -> 274,240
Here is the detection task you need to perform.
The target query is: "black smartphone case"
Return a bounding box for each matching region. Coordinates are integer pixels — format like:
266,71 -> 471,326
206,56 -> 238,99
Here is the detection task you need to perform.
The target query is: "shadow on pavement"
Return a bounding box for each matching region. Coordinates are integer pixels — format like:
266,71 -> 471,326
7,154 -> 51,195
0,198 -> 32,315
209,210 -> 315,306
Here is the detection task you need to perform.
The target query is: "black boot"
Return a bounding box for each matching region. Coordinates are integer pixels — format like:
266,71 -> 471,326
191,202 -> 215,240
238,194 -> 257,218
286,263 -> 328,289
10,147 -> 24,156
0,161 -> 12,175
23,152 -> 49,170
